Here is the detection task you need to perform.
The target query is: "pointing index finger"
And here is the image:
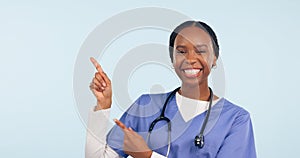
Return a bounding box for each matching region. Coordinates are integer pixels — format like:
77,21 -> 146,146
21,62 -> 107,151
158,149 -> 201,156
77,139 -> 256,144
90,57 -> 103,72
114,119 -> 127,130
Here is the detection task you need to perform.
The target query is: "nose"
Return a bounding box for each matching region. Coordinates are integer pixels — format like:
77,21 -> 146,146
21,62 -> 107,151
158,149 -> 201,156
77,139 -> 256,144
184,51 -> 197,64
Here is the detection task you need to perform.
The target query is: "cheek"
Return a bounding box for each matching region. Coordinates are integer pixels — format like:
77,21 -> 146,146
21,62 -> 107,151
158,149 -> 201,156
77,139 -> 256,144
200,52 -> 215,68
172,53 -> 184,65
172,58 -> 180,70
207,47 -> 216,66
172,55 -> 185,75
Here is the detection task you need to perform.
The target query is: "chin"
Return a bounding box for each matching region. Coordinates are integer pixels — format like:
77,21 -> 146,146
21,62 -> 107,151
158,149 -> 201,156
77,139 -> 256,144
182,77 -> 207,87
182,80 -> 201,87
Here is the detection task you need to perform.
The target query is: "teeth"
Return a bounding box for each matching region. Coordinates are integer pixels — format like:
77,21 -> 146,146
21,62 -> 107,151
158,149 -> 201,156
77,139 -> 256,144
184,69 -> 200,75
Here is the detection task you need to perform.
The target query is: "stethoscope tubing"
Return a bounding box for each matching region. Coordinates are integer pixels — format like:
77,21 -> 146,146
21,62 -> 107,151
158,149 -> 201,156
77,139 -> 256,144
146,87 -> 213,157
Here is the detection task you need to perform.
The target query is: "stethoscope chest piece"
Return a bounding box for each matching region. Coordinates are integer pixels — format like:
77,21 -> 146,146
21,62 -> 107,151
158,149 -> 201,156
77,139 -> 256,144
194,135 -> 204,148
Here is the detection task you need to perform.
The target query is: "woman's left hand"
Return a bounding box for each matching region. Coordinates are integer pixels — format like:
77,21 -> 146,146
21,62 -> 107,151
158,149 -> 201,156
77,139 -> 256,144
114,119 -> 153,158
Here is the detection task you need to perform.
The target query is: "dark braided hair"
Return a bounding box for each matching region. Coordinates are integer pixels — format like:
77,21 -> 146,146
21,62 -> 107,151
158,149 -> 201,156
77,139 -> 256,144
169,20 -> 219,62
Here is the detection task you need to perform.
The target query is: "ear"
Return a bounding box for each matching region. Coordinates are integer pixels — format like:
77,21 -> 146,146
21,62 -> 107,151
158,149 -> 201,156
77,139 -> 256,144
212,55 -> 217,67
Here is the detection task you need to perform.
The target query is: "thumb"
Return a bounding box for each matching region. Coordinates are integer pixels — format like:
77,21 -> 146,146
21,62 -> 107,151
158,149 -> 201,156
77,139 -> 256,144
128,127 -> 134,131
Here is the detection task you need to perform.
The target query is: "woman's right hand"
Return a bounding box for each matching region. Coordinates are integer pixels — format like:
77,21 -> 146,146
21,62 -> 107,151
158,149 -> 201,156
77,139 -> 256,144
89,57 -> 112,111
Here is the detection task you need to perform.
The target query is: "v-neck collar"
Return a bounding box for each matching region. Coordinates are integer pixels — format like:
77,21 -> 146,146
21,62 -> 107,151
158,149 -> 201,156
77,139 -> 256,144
175,92 -> 220,122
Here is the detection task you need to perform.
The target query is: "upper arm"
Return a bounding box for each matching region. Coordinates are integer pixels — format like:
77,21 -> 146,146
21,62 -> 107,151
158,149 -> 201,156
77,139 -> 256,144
216,113 -> 257,158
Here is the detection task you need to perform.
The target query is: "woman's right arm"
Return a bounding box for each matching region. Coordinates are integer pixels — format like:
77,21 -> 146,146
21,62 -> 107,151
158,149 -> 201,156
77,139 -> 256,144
85,108 -> 121,158
86,57 -> 166,158
86,57 -> 120,158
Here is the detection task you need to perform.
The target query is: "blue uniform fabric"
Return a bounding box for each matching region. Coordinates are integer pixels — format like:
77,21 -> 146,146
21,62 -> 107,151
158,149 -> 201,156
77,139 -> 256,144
107,91 -> 257,158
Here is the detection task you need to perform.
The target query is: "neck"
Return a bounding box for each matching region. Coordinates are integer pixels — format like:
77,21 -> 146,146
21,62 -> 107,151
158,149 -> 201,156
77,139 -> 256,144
179,83 -> 210,101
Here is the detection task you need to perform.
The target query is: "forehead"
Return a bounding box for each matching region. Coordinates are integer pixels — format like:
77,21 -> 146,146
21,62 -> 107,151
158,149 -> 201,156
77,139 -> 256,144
174,26 -> 212,46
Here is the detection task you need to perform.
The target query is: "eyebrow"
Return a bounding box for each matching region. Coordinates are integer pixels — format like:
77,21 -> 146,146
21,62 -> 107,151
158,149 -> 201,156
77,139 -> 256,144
175,45 -> 186,49
175,44 -> 208,49
195,44 -> 208,49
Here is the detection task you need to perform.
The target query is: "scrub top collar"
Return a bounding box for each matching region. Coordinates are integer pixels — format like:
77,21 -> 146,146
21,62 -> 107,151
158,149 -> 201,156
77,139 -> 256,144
175,92 -> 221,122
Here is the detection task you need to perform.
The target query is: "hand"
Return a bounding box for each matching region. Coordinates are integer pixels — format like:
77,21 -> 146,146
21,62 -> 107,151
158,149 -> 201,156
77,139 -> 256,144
89,57 -> 112,110
114,119 -> 153,158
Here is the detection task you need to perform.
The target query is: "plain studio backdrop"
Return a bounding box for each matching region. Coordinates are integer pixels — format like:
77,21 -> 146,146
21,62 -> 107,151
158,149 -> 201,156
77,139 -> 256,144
0,0 -> 299,157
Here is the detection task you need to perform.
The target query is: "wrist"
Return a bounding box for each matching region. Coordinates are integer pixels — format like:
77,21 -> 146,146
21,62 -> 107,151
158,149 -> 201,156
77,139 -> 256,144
94,101 -> 111,111
94,105 -> 104,111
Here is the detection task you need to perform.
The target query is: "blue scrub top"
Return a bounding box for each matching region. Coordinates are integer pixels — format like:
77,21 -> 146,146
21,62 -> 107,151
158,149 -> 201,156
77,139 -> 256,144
107,91 -> 257,158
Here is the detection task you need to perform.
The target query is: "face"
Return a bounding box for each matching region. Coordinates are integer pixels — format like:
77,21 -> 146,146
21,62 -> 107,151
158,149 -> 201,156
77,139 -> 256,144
172,26 -> 217,87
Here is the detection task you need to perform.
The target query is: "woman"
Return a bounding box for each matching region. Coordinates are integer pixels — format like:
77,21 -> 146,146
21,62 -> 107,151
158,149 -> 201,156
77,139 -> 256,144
86,20 -> 257,158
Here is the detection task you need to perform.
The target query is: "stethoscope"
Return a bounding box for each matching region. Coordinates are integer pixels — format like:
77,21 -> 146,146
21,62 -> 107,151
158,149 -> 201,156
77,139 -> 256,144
146,87 -> 213,157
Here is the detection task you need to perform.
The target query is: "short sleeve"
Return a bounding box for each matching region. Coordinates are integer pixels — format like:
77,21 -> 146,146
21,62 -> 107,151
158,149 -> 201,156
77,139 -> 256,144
216,112 -> 257,158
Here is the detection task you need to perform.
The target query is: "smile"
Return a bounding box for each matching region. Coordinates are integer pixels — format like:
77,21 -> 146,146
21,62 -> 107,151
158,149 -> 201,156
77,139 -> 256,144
182,68 -> 203,77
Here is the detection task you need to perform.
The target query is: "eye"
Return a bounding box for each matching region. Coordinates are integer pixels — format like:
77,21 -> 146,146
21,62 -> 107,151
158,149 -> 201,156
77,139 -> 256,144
176,49 -> 186,54
196,49 -> 207,54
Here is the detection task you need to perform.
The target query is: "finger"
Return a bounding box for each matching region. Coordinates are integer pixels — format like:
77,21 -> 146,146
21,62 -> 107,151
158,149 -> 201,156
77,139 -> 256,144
93,78 -> 105,90
95,72 -> 107,87
90,58 -> 111,86
90,57 -> 104,72
90,82 -> 104,92
114,119 -> 127,130
128,127 -> 139,136
101,72 -> 111,86
128,127 -> 134,131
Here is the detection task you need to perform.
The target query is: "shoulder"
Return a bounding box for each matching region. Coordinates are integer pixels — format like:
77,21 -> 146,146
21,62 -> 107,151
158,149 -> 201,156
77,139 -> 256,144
209,98 -> 254,136
217,98 -> 252,125
219,98 -> 254,128
221,98 -> 251,116
134,90 -> 173,107
125,90 -> 173,117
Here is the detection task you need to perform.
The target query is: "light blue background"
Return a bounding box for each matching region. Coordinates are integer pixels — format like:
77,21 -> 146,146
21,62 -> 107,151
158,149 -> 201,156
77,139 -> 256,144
1,0 -> 299,157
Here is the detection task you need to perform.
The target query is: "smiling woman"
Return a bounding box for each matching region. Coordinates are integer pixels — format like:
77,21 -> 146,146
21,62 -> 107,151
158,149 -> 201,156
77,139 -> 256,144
85,20 -> 257,158
172,25 -> 217,100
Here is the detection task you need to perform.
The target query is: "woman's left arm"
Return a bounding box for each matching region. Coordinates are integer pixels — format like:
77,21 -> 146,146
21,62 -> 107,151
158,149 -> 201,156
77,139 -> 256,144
216,113 -> 257,158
